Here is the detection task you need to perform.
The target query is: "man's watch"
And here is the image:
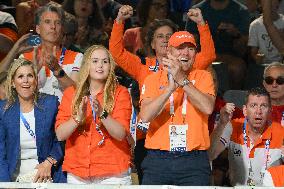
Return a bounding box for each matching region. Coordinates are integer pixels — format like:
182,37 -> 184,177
54,69 -> 65,78
179,78 -> 190,87
99,109 -> 109,120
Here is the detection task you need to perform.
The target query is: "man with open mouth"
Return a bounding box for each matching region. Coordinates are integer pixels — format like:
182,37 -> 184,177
139,30 -> 216,185
209,87 -> 284,186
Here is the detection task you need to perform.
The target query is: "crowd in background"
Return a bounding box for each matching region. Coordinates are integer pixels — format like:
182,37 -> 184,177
0,0 -> 283,187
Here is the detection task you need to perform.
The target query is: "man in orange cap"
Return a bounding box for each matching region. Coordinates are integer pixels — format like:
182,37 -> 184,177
139,30 -> 216,185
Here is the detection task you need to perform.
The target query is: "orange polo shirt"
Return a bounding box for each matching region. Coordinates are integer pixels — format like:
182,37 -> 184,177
55,85 -> 132,178
110,21 -> 216,141
140,69 -> 215,151
109,21 -> 216,90
221,118 -> 284,185
268,165 -> 284,187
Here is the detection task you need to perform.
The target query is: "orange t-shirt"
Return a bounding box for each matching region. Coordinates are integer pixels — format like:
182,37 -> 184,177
268,165 -> 284,187
109,21 -> 216,90
55,85 -> 132,178
140,69 -> 215,151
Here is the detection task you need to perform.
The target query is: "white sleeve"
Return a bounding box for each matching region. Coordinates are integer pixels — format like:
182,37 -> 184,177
248,21 -> 259,47
262,170 -> 275,186
220,122 -> 233,148
71,53 -> 83,72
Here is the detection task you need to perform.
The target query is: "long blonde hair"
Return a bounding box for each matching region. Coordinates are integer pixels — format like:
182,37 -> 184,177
72,45 -> 117,116
5,58 -> 38,110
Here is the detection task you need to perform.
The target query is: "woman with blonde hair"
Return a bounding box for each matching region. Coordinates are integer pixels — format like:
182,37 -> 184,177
0,58 -> 65,183
55,45 -> 132,184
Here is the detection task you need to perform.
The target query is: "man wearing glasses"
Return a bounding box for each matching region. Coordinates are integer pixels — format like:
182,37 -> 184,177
263,62 -> 284,127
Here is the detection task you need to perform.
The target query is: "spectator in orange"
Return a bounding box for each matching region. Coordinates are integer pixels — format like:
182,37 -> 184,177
139,31 -> 215,185
110,5 -> 216,91
209,87 -> 284,186
55,45 -> 132,184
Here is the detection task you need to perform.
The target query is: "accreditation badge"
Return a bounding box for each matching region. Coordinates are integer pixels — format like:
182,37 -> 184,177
169,124 -> 188,152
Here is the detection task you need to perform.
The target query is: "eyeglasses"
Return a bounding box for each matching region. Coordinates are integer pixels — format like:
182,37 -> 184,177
264,76 -> 284,85
154,33 -> 172,40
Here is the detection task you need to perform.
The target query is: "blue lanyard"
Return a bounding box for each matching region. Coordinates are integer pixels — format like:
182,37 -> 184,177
131,108 -> 137,125
149,59 -> 159,72
243,119 -> 270,169
89,96 -> 105,146
20,111 -> 36,140
58,47 -> 66,66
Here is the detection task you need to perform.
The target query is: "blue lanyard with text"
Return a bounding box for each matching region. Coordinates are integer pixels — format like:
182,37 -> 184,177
58,47 -> 66,66
149,59 -> 159,72
20,111 -> 36,140
89,96 -> 105,146
243,119 -> 270,169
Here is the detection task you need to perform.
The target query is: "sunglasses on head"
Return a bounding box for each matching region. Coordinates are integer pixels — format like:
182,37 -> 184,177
264,76 -> 284,85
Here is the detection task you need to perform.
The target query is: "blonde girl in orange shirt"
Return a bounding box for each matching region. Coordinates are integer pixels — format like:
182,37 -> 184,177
55,45 -> 132,184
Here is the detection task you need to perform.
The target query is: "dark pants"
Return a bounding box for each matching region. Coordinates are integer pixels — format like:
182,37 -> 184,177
134,139 -> 147,184
141,149 -> 211,186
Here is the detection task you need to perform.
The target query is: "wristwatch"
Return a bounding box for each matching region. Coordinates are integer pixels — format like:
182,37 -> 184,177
99,109 -> 109,120
179,78 -> 190,87
54,69 -> 65,78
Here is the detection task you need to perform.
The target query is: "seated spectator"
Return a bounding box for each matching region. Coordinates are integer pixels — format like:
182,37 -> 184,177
0,58 -> 65,183
262,0 -> 284,55
186,0 -> 250,89
0,71 -> 7,100
248,0 -> 284,64
263,62 -> 284,126
209,87 -> 284,186
111,5 -> 216,184
21,4 -> 83,101
0,11 -> 18,61
62,0 -> 108,51
139,30 -> 215,185
55,45 -> 132,184
123,0 -> 169,55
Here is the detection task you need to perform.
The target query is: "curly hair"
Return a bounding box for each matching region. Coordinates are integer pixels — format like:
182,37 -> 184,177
72,45 -> 117,117
145,19 -> 179,56
5,58 -> 38,110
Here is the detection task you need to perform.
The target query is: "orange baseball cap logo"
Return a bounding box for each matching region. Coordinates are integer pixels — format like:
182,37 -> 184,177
168,31 -> 196,48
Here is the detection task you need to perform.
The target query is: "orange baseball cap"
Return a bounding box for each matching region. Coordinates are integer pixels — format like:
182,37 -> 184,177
168,31 -> 196,48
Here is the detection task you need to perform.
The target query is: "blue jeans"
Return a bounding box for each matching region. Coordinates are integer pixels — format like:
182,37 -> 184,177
141,150 -> 211,186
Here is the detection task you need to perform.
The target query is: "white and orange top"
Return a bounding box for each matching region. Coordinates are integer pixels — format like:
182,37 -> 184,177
221,118 -> 284,186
